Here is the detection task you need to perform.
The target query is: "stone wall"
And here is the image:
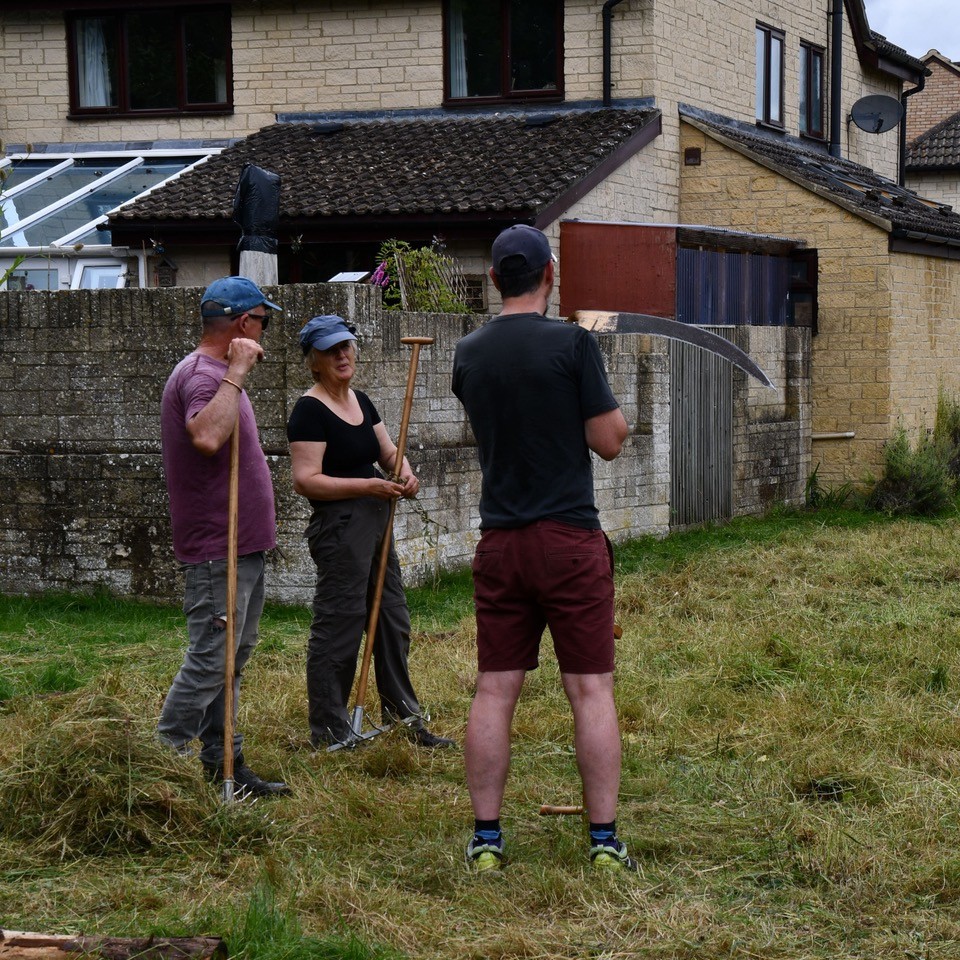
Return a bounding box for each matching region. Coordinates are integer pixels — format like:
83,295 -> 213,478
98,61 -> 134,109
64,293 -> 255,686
0,282 -> 807,604
0,284 -> 621,602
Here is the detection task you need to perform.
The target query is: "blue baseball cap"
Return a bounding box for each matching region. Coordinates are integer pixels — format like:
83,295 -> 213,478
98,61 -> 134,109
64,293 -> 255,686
298,315 -> 358,355
200,276 -> 282,317
491,224 -> 556,276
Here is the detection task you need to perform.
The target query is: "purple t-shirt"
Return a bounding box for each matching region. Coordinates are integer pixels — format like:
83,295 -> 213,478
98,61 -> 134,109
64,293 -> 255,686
161,352 -> 276,564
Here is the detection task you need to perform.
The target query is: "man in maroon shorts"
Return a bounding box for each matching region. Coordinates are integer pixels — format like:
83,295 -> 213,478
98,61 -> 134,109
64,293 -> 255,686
452,225 -> 633,872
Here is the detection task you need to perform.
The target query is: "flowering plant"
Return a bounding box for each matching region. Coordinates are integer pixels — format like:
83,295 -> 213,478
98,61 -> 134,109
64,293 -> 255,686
371,238 -> 470,313
369,261 -> 390,288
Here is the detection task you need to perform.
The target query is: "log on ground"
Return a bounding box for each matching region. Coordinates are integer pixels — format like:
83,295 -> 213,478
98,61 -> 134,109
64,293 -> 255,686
0,932 -> 226,960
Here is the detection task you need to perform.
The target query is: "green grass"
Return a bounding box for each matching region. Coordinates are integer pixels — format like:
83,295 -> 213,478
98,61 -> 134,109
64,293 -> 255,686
3,506 -> 960,958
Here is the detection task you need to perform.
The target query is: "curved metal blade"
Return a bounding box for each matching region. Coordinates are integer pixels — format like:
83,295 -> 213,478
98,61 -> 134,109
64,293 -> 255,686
571,310 -> 776,389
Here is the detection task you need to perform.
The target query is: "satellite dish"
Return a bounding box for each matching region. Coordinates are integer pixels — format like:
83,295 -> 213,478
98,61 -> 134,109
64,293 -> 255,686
850,95 -> 903,134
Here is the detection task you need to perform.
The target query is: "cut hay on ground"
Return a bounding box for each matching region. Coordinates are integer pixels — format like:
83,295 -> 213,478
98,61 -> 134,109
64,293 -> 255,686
0,693 -> 272,858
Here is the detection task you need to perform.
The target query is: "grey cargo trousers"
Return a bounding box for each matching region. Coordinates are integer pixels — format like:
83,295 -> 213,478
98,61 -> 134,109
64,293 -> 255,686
158,551 -> 266,767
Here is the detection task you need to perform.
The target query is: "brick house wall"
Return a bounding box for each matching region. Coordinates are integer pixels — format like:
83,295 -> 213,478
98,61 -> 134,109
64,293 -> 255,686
634,0 -> 902,206
906,54 -> 960,144
3,2 -> 901,172
889,253 -> 960,429
679,120 -> 960,486
0,1 -> 649,146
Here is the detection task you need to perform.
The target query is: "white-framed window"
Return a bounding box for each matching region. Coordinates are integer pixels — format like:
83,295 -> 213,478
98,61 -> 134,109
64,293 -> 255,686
1,261 -> 63,292
0,149 -> 215,291
0,258 -> 127,292
71,260 -> 127,290
756,23 -> 785,128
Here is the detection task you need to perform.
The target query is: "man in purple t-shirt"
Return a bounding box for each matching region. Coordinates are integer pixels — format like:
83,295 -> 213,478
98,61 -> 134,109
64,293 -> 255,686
158,276 -> 290,798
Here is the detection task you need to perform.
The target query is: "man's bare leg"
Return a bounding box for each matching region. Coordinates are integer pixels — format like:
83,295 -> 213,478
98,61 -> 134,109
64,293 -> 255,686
561,671 -> 621,822
464,669 -> 526,819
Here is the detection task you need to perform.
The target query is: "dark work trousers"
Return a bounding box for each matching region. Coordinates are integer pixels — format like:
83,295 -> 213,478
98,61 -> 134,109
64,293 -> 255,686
305,496 -> 421,745
158,551 -> 266,767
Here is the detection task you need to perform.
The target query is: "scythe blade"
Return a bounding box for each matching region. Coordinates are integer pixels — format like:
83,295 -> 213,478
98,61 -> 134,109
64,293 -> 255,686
570,310 -> 776,389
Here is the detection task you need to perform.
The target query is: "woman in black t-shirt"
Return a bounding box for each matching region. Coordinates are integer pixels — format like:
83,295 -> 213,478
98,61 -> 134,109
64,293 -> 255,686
286,314 -> 454,751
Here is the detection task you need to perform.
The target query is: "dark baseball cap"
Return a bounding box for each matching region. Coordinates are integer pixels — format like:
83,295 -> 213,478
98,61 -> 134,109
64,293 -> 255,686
200,276 -> 282,317
298,315 -> 358,354
491,224 -> 556,275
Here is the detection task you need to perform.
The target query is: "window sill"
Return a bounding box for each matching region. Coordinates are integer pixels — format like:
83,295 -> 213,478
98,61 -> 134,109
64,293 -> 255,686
755,120 -> 786,133
67,107 -> 233,121
443,92 -> 564,109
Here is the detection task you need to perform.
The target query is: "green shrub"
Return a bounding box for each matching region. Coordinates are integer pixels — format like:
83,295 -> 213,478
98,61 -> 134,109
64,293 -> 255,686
865,425 -> 955,516
934,386 -> 960,478
805,463 -> 853,509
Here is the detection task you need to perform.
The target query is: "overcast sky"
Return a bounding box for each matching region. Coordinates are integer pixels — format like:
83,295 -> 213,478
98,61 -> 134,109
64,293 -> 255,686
865,0 -> 960,62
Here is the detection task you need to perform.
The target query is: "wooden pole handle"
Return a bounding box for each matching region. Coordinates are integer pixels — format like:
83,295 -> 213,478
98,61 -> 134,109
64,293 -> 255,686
222,419 -> 240,799
539,804 -> 585,816
353,336 -> 431,711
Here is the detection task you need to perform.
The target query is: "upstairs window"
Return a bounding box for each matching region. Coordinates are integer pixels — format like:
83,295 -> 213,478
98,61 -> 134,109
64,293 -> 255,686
799,41 -> 825,138
67,6 -> 231,117
445,0 -> 562,103
755,23 -> 784,128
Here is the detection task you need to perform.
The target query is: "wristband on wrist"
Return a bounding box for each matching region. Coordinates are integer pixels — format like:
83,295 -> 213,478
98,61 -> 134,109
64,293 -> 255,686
222,377 -> 243,391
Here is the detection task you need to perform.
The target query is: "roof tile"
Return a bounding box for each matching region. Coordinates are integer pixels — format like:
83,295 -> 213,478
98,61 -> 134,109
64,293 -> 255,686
111,108 -> 659,226
907,109 -> 960,170
681,105 -> 960,240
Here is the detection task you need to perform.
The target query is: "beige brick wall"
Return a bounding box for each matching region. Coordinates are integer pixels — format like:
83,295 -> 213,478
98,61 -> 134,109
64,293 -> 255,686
1,1 -> 644,146
888,252 -> 960,434
906,171 -> 960,210
633,0 -> 901,176
1,14 -> 70,144
679,121 -> 892,485
3,1 -> 902,171
587,0 -> 903,228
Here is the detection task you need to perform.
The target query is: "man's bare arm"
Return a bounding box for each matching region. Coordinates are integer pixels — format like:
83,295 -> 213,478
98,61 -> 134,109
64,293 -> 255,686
584,408 -> 629,461
186,337 -> 263,456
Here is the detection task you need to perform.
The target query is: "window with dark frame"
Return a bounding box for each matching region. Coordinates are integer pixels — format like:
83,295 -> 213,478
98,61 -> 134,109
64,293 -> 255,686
67,6 -> 232,117
755,23 -> 784,128
462,274 -> 488,312
799,41 -> 825,138
444,0 -> 562,103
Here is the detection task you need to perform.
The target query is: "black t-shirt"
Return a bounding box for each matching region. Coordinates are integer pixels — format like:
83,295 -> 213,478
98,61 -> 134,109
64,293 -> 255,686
451,312 -> 619,529
286,391 -> 383,489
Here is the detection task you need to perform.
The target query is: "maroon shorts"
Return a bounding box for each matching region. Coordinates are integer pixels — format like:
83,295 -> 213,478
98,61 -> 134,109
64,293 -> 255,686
471,519 -> 616,675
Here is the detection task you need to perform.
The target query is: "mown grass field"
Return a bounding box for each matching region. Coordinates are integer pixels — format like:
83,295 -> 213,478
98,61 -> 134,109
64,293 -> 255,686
3,506 -> 960,959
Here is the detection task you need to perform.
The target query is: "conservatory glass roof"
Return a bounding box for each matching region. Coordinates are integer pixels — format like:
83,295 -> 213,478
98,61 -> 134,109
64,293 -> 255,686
0,150 -> 217,250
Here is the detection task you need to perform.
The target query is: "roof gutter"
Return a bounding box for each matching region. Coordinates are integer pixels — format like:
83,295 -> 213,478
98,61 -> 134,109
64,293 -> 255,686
898,72 -> 927,187
829,0 -> 843,158
602,0 -> 627,106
